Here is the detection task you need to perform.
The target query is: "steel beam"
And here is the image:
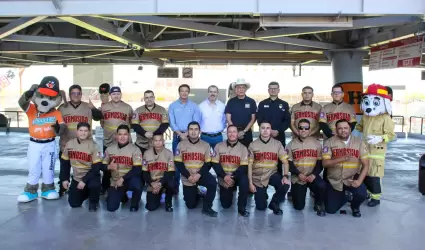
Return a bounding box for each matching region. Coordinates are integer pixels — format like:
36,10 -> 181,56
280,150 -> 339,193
356,22 -> 425,49
0,42 -> 125,53
2,35 -> 125,47
58,16 -> 144,49
255,16 -> 423,38
0,16 -> 47,39
147,26 -> 167,41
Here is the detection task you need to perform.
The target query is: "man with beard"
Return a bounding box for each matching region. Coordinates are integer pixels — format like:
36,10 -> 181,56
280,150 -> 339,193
57,84 -> 103,196
60,122 -> 102,211
323,119 -> 369,217
211,125 -> 250,217
100,86 -> 135,194
174,121 -> 218,217
103,125 -> 143,212
248,121 -> 290,215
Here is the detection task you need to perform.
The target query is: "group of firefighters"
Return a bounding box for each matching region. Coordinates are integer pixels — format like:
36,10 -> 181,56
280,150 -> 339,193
57,78 -> 373,218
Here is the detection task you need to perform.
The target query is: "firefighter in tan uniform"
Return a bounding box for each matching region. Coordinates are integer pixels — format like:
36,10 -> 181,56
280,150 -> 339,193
211,125 -> 250,217
143,134 -> 175,212
248,121 -> 290,215
323,119 -> 370,217
356,84 -> 396,207
57,84 -> 103,196
174,121 -> 218,217
60,122 -> 102,212
103,124 -> 143,212
100,86 -> 135,193
132,90 -> 169,154
290,86 -> 322,139
319,84 -> 357,139
287,119 -> 326,217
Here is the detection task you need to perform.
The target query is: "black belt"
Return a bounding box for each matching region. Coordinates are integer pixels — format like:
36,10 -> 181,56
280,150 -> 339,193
30,137 -> 55,143
201,132 -> 222,137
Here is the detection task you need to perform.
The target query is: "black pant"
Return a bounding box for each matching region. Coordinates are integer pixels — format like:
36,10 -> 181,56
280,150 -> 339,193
291,175 -> 326,210
219,172 -> 249,211
102,145 -> 111,191
68,177 -> 101,208
325,183 -> 367,214
106,176 -> 142,212
58,150 -> 68,193
239,131 -> 253,149
183,172 -> 217,209
254,172 -> 290,210
363,176 -> 381,200
145,178 -> 175,211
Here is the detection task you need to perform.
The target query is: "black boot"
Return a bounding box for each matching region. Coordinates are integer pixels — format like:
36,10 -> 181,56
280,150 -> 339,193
130,206 -> 139,212
268,202 -> 283,215
89,202 -> 98,212
238,209 -> 250,217
58,180 -> 66,197
352,208 -> 361,218
202,207 -> 218,217
367,199 -> 380,207
165,202 -> 173,212
314,204 -> 326,217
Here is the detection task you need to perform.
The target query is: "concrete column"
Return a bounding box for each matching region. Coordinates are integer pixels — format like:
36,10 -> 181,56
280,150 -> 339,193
324,50 -> 368,137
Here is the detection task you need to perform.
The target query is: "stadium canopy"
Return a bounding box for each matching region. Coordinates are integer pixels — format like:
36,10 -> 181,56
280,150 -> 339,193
0,0 -> 424,67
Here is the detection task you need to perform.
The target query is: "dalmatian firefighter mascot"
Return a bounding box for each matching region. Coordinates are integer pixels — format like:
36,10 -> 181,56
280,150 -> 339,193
356,84 -> 396,207
17,76 -> 66,203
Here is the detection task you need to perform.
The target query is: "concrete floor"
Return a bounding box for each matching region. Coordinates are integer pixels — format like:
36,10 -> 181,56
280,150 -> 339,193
0,132 -> 424,250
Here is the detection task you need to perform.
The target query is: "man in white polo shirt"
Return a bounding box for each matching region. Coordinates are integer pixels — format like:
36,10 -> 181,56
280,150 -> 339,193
199,85 -> 226,149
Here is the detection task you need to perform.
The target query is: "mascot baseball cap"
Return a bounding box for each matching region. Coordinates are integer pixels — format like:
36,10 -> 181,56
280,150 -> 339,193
109,86 -> 121,94
99,83 -> 110,94
39,76 -> 60,97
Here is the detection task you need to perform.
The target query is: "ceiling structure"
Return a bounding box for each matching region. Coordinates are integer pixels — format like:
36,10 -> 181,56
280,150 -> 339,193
0,0 -> 424,67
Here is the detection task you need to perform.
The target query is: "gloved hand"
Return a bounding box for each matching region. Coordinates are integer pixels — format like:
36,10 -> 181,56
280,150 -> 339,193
51,121 -> 60,134
24,90 -> 35,99
367,135 -> 383,145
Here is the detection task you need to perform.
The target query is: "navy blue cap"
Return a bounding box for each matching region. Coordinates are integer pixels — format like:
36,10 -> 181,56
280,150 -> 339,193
109,86 -> 121,94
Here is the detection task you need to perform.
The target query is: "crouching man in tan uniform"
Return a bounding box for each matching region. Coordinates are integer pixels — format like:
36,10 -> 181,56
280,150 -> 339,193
248,121 -> 290,215
211,125 -> 250,217
323,119 -> 370,218
61,122 -> 102,212
143,134 -> 175,212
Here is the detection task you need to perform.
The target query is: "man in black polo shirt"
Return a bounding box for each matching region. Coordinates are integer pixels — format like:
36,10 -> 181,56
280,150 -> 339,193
257,81 -> 290,148
225,78 -> 257,148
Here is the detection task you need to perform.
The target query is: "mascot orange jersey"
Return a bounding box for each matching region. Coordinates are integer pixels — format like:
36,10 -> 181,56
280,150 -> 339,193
26,104 -> 63,140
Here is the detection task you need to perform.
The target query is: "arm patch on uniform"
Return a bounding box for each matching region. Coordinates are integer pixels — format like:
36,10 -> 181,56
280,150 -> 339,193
320,112 -> 325,118
142,159 -> 147,166
174,149 -> 180,156
210,150 -> 217,157
323,146 -> 329,153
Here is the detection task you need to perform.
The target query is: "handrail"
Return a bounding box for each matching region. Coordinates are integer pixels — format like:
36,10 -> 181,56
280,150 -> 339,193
409,116 -> 425,135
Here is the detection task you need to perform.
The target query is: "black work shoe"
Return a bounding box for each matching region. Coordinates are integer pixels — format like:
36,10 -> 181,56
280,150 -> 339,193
130,207 -> 139,212
352,208 -> 361,218
238,209 -> 250,217
202,207 -> 218,217
121,195 -> 129,204
314,204 -> 326,217
367,199 -> 380,207
89,203 -> 97,212
268,202 -> 283,215
165,203 -> 173,212
100,187 -> 107,195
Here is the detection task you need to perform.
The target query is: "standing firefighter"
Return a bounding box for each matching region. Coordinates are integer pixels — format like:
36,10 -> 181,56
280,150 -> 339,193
211,125 -> 250,217
60,122 -> 102,211
356,84 -> 396,207
143,134 -> 175,212
248,121 -> 290,215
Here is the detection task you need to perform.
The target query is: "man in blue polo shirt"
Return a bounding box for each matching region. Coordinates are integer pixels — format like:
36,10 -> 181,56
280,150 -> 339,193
225,78 -> 257,148
168,84 -> 201,192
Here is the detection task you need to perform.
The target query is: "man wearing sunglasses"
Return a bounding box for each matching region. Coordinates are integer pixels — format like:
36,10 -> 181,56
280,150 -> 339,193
287,119 -> 326,216
57,84 -> 103,196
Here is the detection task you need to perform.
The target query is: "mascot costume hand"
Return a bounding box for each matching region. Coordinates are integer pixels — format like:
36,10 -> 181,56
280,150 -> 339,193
355,84 -> 396,207
17,76 -> 66,203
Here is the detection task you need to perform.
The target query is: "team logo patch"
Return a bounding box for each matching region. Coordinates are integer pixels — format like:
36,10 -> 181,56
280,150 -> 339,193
279,104 -> 283,109
323,146 -> 329,153
245,103 -> 250,108
46,81 -> 55,89
320,112 -> 325,118
174,149 -> 180,156
142,159 -> 147,166
210,150 -> 217,157
132,113 -> 137,119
